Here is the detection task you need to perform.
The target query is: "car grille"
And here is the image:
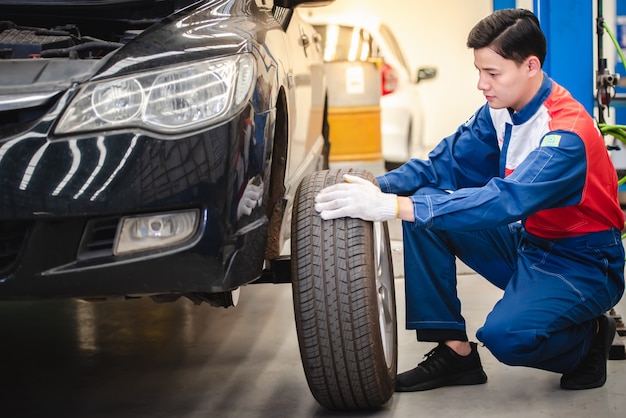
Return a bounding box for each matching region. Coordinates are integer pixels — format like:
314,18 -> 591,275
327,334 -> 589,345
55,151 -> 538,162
0,96 -> 57,140
0,221 -> 30,276
77,217 -> 120,260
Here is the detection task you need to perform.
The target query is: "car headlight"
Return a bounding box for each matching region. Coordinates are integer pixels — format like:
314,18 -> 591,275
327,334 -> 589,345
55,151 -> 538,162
55,53 -> 255,135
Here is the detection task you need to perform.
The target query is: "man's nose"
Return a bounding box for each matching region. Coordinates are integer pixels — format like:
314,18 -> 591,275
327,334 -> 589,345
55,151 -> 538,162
477,76 -> 489,91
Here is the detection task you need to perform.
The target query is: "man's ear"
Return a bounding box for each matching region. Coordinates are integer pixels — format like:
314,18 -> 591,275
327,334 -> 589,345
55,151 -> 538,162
527,56 -> 541,75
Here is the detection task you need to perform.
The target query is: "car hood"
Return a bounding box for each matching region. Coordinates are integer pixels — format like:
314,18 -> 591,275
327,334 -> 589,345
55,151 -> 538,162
0,0 -> 201,19
0,0 -> 189,7
0,0 -> 173,2
0,0 -> 260,95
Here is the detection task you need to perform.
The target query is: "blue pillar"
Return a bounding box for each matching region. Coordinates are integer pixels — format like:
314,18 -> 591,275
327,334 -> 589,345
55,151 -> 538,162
615,1 -> 626,124
534,0 -> 594,114
493,0 -> 516,9
491,1 -> 594,113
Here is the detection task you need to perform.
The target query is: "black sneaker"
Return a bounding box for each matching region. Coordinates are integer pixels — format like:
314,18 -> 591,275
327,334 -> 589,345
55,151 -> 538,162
395,342 -> 488,392
560,314 -> 616,390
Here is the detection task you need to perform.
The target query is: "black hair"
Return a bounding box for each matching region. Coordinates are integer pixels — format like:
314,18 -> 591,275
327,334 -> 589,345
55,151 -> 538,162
467,8 -> 546,66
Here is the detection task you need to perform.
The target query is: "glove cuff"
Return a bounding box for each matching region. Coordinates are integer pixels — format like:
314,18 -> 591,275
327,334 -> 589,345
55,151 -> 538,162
378,193 -> 398,221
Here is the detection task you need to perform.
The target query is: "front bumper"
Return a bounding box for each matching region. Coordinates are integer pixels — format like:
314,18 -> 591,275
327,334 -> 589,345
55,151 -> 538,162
0,105 -> 274,300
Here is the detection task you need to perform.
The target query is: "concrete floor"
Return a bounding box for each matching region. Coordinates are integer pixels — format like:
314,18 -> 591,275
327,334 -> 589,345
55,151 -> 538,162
0,219 -> 625,417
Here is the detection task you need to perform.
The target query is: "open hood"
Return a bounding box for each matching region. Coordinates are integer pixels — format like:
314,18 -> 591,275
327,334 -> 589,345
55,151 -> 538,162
0,0 -> 204,61
0,0 -> 200,19
0,0 -> 192,5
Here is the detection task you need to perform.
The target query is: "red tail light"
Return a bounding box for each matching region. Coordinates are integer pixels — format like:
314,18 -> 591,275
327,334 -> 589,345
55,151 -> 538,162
381,63 -> 398,96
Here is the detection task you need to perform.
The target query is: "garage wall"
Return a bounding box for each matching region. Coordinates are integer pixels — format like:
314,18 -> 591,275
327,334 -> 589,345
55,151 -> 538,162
304,0 -> 494,152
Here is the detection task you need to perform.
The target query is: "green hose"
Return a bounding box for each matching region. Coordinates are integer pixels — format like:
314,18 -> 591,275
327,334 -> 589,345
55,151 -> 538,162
598,23 -> 626,238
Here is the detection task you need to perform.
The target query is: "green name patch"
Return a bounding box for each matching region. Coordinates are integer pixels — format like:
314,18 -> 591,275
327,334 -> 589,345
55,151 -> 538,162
541,134 -> 561,147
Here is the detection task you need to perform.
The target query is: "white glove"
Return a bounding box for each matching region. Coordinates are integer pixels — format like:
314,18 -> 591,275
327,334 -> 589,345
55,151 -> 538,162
237,178 -> 264,219
314,174 -> 398,221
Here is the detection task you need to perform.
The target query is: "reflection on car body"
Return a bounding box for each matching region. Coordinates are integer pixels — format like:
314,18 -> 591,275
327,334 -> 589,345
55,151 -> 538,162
0,0 -> 331,304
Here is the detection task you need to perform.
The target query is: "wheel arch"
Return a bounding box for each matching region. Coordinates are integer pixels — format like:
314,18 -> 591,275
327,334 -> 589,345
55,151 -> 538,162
264,87 -> 289,260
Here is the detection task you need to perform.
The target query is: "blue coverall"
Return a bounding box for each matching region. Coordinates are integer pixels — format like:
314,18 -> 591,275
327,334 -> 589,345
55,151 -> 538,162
376,75 -> 625,373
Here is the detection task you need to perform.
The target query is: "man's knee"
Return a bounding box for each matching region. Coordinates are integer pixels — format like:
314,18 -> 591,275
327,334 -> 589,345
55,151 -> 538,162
478,317 -> 541,367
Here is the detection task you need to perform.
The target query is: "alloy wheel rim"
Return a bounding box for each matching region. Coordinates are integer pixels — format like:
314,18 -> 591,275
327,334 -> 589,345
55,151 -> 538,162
373,221 -> 394,368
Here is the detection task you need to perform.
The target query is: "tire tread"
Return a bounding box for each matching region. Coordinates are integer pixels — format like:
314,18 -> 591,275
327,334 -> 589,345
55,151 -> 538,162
291,169 -> 396,411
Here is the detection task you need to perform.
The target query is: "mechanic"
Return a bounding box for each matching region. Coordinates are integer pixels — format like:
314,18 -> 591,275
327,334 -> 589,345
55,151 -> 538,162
314,8 -> 625,392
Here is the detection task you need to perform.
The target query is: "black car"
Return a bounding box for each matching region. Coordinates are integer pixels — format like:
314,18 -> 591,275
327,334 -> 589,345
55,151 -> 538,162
0,0 -> 328,300
0,0 -> 397,411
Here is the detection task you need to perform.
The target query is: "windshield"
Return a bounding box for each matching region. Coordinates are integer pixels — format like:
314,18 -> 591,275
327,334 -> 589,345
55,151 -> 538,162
378,24 -> 410,74
313,24 -> 381,63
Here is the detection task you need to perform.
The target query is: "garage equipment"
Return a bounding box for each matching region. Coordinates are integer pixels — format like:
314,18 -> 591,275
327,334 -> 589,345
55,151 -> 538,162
594,0 -> 626,360
324,60 -> 384,172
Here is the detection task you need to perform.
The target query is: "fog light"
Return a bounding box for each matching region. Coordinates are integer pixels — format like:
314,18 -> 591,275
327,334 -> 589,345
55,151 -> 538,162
114,210 -> 199,255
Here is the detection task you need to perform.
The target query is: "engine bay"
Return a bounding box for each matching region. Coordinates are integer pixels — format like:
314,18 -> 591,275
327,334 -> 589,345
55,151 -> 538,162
0,21 -> 128,59
0,0 -> 197,59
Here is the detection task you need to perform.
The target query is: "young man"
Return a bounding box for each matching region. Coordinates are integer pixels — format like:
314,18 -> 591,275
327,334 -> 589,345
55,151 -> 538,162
315,8 -> 625,391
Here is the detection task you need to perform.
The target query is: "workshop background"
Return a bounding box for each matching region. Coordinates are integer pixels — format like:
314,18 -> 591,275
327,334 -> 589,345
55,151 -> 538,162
306,0 -> 494,153
309,0 -> 620,157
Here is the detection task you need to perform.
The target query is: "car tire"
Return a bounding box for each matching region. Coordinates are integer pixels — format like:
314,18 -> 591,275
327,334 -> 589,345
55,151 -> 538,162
291,168 -> 397,411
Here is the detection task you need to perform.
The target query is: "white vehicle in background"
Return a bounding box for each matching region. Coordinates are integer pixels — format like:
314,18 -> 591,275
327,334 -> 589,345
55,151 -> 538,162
304,13 -> 437,169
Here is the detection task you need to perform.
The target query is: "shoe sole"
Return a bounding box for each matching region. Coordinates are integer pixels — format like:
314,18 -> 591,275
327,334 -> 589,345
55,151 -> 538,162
395,368 -> 488,392
560,315 -> 616,390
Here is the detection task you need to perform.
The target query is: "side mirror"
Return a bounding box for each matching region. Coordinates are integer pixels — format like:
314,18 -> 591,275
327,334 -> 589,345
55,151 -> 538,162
416,66 -> 437,83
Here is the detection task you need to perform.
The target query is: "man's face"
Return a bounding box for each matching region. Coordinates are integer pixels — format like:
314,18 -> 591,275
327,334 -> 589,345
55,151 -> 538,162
473,47 -> 537,112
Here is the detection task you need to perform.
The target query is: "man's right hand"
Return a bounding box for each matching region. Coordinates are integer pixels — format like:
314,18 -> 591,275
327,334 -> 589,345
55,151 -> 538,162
314,174 -> 398,222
